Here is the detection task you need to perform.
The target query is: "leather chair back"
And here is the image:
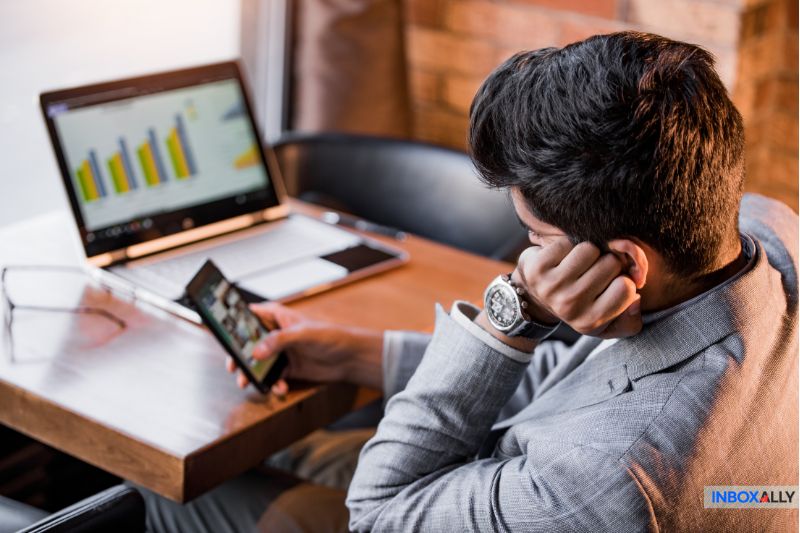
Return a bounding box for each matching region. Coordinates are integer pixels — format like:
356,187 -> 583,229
272,133 -> 528,261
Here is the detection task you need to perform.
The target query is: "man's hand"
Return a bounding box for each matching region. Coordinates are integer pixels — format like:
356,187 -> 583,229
225,302 -> 384,393
514,237 -> 642,339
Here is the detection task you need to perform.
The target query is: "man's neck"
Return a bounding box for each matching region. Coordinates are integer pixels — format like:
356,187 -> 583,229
642,240 -> 748,313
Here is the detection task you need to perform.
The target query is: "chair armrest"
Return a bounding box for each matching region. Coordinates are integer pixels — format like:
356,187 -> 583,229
20,485 -> 145,533
0,496 -> 47,533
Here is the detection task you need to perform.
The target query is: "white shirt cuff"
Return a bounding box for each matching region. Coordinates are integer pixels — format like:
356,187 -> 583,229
381,330 -> 406,398
449,300 -> 534,364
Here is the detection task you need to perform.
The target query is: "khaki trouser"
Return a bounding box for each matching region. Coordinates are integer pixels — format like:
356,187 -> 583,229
137,428 -> 375,533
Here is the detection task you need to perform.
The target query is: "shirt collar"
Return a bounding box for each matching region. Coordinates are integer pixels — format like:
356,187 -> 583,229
616,233 -> 768,381
641,234 -> 756,326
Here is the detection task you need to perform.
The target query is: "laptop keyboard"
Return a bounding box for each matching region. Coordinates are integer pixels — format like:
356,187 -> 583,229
111,216 -> 362,299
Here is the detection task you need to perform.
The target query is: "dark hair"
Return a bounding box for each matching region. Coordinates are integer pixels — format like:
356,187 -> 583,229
469,32 -> 745,278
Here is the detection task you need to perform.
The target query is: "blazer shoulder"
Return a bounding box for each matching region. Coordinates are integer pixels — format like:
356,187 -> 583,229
620,338 -> 740,464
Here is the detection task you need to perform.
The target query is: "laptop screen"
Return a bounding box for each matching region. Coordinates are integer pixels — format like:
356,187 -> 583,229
41,62 -> 282,260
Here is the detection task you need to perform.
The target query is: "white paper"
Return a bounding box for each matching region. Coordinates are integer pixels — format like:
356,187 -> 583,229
238,257 -> 348,300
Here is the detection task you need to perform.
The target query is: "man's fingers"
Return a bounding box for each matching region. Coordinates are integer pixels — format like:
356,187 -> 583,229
250,302 -> 306,330
520,236 -> 573,268
249,302 -> 282,329
572,253 -> 624,301
226,357 -> 236,373
250,301 -> 284,313
582,276 -> 639,332
595,275 -> 638,314
234,372 -> 290,394
271,379 -> 289,398
566,275 -> 637,335
553,242 -> 601,282
517,237 -> 574,285
252,328 -> 304,360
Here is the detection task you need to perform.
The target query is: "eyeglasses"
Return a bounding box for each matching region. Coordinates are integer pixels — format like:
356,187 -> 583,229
1,265 -> 126,361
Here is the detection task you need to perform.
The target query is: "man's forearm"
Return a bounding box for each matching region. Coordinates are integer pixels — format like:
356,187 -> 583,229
343,327 -> 385,390
337,307 -> 539,395
345,328 -> 434,397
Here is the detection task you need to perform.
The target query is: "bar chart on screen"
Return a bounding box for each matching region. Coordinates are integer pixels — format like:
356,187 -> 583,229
53,79 -> 270,231
74,114 -> 200,203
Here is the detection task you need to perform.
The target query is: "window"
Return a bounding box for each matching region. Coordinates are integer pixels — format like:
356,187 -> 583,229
0,0 -> 242,228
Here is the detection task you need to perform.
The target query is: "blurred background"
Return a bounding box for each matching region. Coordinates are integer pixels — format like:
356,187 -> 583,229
0,0 -> 796,231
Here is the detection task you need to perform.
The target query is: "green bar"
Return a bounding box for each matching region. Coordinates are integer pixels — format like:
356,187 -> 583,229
166,134 -> 183,178
107,158 -> 124,194
76,167 -> 91,202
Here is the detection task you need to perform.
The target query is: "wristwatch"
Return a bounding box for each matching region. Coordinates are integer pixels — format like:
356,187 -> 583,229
483,274 -> 560,340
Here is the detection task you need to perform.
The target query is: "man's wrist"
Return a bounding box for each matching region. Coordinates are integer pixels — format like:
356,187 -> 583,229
475,309 -> 539,353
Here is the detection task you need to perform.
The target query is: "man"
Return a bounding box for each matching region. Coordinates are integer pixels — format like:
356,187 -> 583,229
142,32 -> 798,531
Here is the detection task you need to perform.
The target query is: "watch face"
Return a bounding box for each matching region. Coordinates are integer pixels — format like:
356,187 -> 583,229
486,284 -> 519,329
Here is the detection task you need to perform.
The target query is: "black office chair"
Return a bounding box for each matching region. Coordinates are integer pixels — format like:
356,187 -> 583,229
272,131 -> 581,345
0,485 -> 145,533
272,132 -> 529,262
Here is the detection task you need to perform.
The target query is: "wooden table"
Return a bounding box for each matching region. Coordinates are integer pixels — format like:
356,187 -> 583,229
0,200 -> 511,502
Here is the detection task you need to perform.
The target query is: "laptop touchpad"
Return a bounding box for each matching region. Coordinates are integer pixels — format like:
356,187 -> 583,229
238,257 -> 348,301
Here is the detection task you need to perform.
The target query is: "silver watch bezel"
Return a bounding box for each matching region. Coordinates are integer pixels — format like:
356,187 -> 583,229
483,274 -> 530,334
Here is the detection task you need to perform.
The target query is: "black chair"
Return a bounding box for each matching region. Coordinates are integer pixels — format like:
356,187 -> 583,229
0,485 -> 145,533
273,131 -> 581,345
272,132 -> 529,262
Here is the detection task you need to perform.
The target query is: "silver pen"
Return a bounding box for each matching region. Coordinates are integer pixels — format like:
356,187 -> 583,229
321,212 -> 407,241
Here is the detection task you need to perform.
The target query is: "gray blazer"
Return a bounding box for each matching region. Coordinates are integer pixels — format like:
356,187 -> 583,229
347,194 -> 798,532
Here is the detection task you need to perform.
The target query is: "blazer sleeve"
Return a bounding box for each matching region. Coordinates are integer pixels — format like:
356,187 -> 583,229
347,304 -> 649,532
381,313 -> 572,421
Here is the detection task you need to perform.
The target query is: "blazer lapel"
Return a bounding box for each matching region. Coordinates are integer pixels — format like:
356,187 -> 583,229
492,342 -> 629,431
533,336 -> 602,399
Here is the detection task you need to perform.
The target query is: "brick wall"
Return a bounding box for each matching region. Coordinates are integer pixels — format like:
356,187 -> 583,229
405,0 -> 744,149
403,0 -> 797,211
734,0 -> 798,210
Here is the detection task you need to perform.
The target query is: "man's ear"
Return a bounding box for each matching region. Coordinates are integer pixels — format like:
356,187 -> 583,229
606,239 -> 648,289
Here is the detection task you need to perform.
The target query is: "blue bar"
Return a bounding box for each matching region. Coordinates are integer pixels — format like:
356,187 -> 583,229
175,114 -> 197,175
88,150 -> 107,197
118,137 -> 138,189
147,128 -> 168,182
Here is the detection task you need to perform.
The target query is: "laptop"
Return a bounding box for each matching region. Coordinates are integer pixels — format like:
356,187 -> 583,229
40,61 -> 407,323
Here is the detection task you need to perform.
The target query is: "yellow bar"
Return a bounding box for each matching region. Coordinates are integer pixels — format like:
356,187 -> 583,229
234,144 -> 259,170
82,160 -> 100,200
112,153 -> 130,192
76,166 -> 91,202
166,132 -> 182,178
173,129 -> 190,178
169,128 -> 190,179
138,143 -> 160,186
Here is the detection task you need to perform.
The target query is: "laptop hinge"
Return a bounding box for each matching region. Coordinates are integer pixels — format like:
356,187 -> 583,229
86,204 -> 290,268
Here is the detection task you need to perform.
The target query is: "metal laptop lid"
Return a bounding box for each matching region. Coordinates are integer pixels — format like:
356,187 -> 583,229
40,61 -> 288,267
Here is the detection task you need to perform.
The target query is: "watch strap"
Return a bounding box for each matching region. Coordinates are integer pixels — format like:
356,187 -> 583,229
503,274 -> 561,340
509,318 -> 561,340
